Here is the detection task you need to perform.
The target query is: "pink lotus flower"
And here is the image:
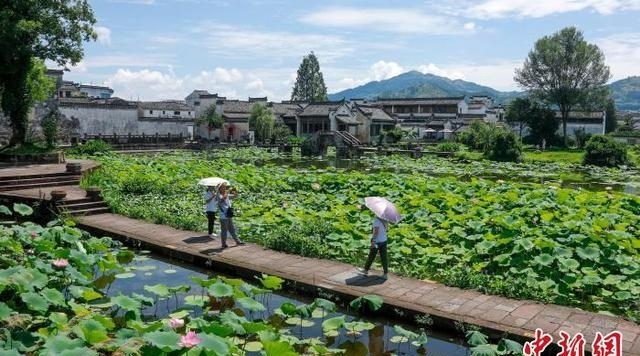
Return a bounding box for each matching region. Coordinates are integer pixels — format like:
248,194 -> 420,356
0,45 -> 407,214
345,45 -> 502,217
179,331 -> 201,348
52,258 -> 69,269
169,318 -> 185,329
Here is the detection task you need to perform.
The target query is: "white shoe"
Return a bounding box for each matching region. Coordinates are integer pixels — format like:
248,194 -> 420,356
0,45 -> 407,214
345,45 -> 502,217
209,234 -> 216,239
357,268 -> 369,276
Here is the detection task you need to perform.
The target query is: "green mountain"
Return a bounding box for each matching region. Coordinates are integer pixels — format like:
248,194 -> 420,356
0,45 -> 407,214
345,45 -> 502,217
328,71 -> 640,110
328,70 -> 521,103
609,76 -> 640,111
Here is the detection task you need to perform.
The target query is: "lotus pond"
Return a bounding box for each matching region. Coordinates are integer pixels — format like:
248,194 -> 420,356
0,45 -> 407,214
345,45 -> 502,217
79,148 -> 640,322
1,205 -> 520,355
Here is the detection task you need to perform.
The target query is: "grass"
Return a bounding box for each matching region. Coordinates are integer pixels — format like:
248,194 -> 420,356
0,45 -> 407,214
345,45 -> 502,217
523,149 -> 584,164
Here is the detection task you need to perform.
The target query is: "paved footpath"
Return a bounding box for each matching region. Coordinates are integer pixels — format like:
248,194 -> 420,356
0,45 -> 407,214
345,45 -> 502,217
1,161 -> 639,355
75,212 -> 640,356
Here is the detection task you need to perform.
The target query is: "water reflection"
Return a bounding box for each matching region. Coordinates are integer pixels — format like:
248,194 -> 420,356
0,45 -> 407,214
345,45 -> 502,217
109,252 -> 469,356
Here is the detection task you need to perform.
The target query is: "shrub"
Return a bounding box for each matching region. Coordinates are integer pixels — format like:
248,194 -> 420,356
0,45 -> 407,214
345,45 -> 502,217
457,120 -> 493,151
583,135 -> 628,167
40,109 -> 61,148
484,128 -> 522,162
66,139 -> 112,155
436,142 -> 461,152
384,127 -> 404,143
262,220 -> 332,258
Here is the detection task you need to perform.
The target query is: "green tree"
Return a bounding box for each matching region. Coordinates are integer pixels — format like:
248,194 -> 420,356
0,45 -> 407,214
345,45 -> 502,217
0,0 -> 96,146
506,97 -> 559,145
505,97 -> 533,137
40,108 -> 61,148
515,27 -> 610,147
272,123 -> 292,142
195,104 -> 223,139
291,52 -> 328,102
249,103 -> 275,143
26,58 -> 56,106
605,98 -> 618,133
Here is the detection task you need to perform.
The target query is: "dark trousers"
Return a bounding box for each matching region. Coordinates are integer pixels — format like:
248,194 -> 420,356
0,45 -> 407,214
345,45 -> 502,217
206,211 -> 216,235
364,241 -> 388,274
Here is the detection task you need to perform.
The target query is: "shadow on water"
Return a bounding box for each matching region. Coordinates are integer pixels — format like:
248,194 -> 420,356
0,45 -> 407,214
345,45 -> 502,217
109,252 -> 469,356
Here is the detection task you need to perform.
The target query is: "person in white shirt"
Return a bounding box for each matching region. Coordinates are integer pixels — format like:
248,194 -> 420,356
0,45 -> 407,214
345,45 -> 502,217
204,186 -> 217,238
358,217 -> 389,279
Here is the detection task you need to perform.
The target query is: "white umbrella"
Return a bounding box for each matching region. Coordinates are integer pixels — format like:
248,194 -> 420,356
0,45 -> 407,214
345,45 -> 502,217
364,196 -> 402,224
198,177 -> 229,187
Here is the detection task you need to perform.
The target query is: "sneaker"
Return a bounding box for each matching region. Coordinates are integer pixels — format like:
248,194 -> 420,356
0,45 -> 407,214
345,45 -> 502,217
381,274 -> 388,280
221,244 -> 229,249
209,234 -> 216,239
236,240 -> 245,245
357,268 -> 369,276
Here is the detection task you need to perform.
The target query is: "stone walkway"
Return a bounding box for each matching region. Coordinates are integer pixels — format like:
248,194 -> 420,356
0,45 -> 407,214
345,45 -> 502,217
2,161 -> 639,355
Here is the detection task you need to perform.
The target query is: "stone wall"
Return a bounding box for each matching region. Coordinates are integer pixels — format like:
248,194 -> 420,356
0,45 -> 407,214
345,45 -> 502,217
58,104 -> 194,137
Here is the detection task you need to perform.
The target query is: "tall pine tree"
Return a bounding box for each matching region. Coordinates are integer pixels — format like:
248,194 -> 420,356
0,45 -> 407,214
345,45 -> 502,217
291,52 -> 328,102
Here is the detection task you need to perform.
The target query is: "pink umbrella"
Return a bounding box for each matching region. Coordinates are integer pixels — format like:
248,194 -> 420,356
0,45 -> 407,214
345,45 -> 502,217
364,196 -> 402,224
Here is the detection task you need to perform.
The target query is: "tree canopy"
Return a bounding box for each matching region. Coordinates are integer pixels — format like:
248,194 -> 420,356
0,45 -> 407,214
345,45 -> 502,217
514,26 -> 610,147
195,104 -> 223,139
505,97 -> 558,145
249,103 -> 275,142
0,0 -> 96,146
291,52 -> 328,102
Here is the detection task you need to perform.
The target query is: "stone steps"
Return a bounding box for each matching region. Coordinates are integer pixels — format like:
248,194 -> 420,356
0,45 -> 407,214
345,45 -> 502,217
0,176 -> 81,191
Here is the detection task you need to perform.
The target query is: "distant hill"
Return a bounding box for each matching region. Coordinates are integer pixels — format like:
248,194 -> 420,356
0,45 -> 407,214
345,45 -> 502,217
328,71 -> 521,104
328,71 -> 640,110
609,76 -> 640,111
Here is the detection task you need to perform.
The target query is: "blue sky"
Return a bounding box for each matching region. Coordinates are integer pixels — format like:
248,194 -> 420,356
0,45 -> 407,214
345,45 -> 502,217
63,0 -> 640,101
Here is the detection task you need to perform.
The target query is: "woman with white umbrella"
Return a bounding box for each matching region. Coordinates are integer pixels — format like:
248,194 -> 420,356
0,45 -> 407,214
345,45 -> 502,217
199,177 -> 229,239
358,197 -> 402,280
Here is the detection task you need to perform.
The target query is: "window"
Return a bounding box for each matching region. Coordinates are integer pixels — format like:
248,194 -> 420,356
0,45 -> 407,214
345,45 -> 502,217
194,101 -> 200,106
162,111 -> 165,114
174,111 -> 180,115
149,110 -> 153,114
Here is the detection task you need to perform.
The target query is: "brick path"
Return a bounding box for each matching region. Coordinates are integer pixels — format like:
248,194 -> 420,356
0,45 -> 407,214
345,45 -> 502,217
2,161 -> 639,355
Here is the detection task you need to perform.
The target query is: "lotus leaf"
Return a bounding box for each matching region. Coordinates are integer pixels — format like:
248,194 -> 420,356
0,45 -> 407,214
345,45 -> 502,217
0,302 -> 12,319
470,343 -> 499,356
262,340 -> 298,356
12,203 -> 33,216
143,330 -> 181,352
21,292 -> 49,313
466,330 -> 488,346
75,319 -> 109,345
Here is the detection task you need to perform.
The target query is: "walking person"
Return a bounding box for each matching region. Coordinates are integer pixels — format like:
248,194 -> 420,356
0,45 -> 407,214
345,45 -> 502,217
217,182 -> 244,248
358,216 -> 389,279
358,196 -> 402,280
204,185 -> 218,238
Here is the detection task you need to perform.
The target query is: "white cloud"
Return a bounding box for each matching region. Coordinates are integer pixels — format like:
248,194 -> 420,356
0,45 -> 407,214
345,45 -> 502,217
94,26 -> 112,45
371,61 -> 404,81
595,32 -> 640,81
464,0 -> 640,19
79,54 -> 174,69
417,63 -> 465,80
300,7 -> 476,34
463,22 -> 477,31
105,69 -> 183,100
193,23 -> 353,63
